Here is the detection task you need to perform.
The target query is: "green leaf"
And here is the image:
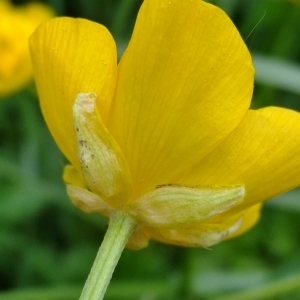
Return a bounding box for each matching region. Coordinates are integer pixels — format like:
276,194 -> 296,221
253,54 -> 300,95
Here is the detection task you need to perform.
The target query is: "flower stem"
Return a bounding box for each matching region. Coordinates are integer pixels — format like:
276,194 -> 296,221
79,211 -> 137,300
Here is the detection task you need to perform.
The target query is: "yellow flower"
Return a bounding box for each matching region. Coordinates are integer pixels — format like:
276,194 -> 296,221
0,0 -> 53,98
30,0 -> 300,250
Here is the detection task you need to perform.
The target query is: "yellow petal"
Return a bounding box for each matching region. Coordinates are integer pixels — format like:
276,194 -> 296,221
0,0 -> 53,97
109,0 -> 254,197
19,2 -> 54,26
127,185 -> 245,229
73,92 -> 132,207
63,164 -> 87,189
29,17 -> 117,168
224,203 -> 262,240
182,107 -> 300,210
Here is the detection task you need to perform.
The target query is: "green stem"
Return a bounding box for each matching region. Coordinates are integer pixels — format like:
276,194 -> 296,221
79,211 -> 137,300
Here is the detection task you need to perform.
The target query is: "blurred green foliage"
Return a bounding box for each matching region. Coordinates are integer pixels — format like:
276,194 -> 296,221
1,0 -> 300,299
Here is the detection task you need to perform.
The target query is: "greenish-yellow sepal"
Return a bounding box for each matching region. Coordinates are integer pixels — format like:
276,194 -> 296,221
128,185 -> 245,229
66,184 -> 112,216
151,218 -> 243,248
73,92 -> 132,207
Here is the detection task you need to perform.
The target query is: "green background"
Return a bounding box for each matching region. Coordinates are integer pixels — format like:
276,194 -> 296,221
1,0 -> 300,299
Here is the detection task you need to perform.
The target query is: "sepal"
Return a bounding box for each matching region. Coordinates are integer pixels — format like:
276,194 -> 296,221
128,184 -> 245,229
73,92 -> 132,207
66,184 -> 112,216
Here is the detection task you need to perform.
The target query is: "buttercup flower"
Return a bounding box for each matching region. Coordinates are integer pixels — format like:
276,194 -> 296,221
0,0 -> 53,98
30,0 -> 300,251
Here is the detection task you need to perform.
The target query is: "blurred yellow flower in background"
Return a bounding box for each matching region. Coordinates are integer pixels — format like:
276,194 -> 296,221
30,0 -> 300,250
0,0 -> 53,98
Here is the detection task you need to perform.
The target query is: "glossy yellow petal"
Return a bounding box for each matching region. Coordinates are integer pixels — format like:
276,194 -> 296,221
19,2 -> 54,25
224,203 -> 262,240
30,17 -> 117,168
182,107 -> 300,210
63,164 -> 87,189
109,0 -> 254,197
0,0 -> 53,97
